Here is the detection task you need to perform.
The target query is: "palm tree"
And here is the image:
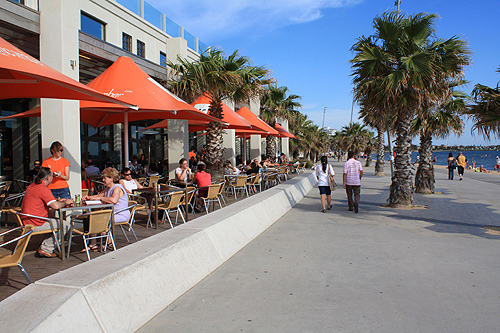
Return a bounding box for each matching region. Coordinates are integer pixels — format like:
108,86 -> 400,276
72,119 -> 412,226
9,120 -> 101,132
167,49 -> 269,169
260,84 -> 301,161
467,67 -> 500,139
351,12 -> 470,207
336,122 -> 371,155
412,89 -> 465,193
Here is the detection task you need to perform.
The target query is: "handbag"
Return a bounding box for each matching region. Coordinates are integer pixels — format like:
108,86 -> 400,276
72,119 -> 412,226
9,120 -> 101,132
327,164 -> 337,191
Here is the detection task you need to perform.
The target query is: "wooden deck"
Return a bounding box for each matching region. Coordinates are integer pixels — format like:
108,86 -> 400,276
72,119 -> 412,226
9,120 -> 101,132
0,172 -> 296,301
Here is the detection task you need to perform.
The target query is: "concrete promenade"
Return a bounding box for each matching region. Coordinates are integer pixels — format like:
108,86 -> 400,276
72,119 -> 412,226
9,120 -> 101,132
139,161 -> 500,332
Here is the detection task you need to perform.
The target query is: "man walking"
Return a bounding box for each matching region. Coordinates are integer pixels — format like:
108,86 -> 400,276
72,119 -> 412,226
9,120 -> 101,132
457,152 -> 467,181
343,151 -> 363,213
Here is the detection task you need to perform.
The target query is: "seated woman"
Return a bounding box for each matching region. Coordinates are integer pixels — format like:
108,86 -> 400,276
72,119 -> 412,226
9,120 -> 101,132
85,167 -> 130,250
81,167 -> 94,193
194,163 -> 212,198
223,161 -> 241,175
119,167 -> 144,194
246,161 -> 261,175
261,155 -> 279,168
174,158 -> 193,187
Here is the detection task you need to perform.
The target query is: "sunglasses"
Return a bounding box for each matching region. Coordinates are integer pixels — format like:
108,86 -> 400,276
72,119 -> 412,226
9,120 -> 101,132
124,173 -> 132,176
34,164 -> 40,166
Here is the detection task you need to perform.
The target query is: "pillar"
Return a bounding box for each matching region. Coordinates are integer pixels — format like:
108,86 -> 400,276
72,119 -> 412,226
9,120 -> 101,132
222,129 -> 236,166
281,118 -> 290,159
249,97 -> 262,161
167,119 -> 188,179
39,0 -> 81,198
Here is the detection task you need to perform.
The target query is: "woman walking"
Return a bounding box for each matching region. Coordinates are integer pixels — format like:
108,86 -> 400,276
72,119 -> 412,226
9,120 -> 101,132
315,156 -> 335,213
447,152 -> 456,180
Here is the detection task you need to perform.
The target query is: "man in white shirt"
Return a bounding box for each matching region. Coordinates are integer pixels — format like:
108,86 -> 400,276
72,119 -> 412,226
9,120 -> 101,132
343,151 -> 363,213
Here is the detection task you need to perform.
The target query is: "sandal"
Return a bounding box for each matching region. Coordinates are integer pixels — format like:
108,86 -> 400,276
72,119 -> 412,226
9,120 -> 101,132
81,245 -> 99,253
102,243 -> 115,251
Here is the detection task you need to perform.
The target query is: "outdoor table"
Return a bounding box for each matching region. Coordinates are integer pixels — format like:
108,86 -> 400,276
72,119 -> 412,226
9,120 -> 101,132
58,202 -> 114,260
133,184 -> 186,229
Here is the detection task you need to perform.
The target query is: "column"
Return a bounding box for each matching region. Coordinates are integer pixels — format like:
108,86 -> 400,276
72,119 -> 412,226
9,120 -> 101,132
249,97 -> 262,161
167,119 -> 188,179
281,118 -> 290,158
113,124 -> 123,168
222,129 -> 236,166
39,0 -> 81,197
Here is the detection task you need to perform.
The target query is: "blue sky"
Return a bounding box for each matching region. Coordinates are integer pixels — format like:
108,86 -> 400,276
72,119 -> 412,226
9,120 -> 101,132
148,0 -> 500,146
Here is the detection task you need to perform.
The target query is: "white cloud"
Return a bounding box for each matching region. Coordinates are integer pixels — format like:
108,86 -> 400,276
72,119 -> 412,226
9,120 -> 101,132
145,0 -> 362,41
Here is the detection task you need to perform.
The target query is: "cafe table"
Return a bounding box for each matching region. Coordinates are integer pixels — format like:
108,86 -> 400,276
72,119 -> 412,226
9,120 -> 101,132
132,184 -> 186,229
58,202 -> 114,260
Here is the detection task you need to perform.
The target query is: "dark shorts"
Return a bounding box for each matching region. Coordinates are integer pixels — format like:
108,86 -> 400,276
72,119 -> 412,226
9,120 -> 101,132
457,166 -> 465,175
50,187 -> 71,199
319,186 -> 331,196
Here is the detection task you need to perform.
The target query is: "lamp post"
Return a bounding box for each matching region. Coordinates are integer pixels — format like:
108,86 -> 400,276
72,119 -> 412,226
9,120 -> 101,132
322,107 -> 327,128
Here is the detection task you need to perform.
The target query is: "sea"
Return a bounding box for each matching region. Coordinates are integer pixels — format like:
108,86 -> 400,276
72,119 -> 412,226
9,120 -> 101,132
373,150 -> 500,170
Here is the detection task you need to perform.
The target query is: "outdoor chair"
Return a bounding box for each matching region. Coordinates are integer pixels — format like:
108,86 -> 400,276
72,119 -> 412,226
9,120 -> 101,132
114,201 -> 138,242
67,209 -> 115,261
0,193 -> 24,227
217,180 -> 227,206
246,173 -> 262,193
179,187 -> 196,217
299,162 -> 307,173
157,191 -> 185,228
128,193 -> 152,228
12,210 -> 61,254
137,177 -> 147,186
81,189 -> 89,197
264,172 -> 279,189
147,175 -> 160,188
0,181 -> 12,201
0,225 -> 35,284
229,175 -> 249,199
93,180 -> 106,194
278,166 -> 288,182
14,179 -> 31,192
199,184 -> 223,214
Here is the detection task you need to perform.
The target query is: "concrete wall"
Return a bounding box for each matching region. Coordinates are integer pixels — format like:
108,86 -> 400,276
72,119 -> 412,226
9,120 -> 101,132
0,171 -> 316,332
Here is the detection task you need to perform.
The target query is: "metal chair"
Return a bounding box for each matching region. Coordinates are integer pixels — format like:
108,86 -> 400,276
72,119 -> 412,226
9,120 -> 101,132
277,166 -> 288,182
246,173 -> 262,193
14,179 -> 31,192
229,175 -> 249,199
11,210 -> 61,254
199,184 -> 223,214
157,191 -> 185,228
217,180 -> 227,206
179,187 -> 196,218
67,209 -> 115,261
0,225 -> 35,284
264,172 -> 279,189
81,188 -> 89,197
115,201 -> 139,242
128,193 -> 152,228
0,192 -> 24,227
147,175 -> 160,188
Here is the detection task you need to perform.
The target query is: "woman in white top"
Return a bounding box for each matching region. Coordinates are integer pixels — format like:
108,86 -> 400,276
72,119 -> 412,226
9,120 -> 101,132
119,167 -> 144,194
315,155 -> 335,213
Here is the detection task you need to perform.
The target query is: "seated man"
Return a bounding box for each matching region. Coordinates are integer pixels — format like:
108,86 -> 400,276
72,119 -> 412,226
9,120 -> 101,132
119,167 -> 144,194
20,167 -> 73,258
26,160 -> 41,182
174,158 -> 193,187
85,159 -> 100,176
223,161 -> 241,175
261,155 -> 279,168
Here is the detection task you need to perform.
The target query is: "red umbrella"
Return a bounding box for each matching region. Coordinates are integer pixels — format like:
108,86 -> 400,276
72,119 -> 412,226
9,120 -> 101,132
78,57 -> 225,163
236,107 -> 279,136
275,123 -> 297,139
0,37 -> 134,108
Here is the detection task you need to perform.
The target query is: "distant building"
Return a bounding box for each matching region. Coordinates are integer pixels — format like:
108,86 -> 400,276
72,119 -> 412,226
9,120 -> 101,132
323,127 -> 337,136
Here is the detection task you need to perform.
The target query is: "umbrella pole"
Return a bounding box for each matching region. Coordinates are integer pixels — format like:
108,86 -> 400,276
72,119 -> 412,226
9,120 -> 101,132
243,134 -> 247,164
124,112 -> 129,169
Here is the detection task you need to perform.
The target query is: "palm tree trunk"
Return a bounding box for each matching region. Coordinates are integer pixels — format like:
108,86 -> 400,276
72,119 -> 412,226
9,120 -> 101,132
204,100 -> 225,169
387,112 -> 413,207
414,131 -> 434,194
375,127 -> 385,176
266,136 -> 276,161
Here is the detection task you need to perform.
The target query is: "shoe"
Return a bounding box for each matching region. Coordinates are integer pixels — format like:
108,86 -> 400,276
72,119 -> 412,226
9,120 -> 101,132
348,208 -> 353,211
459,178 -> 462,181
322,209 -> 326,213
81,245 -> 99,253
37,248 -> 57,258
354,202 -> 359,213
327,205 -> 332,210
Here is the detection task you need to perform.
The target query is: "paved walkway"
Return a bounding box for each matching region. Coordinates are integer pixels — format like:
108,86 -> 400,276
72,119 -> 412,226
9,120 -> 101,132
139,162 -> 500,332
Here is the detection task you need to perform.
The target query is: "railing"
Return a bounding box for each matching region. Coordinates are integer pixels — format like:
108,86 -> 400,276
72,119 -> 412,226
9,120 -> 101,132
116,0 -> 206,53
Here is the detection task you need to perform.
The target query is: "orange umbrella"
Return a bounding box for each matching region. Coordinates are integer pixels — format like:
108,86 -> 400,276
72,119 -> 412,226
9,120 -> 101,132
78,57 -> 225,163
236,107 -> 279,136
0,37 -> 134,108
275,123 -> 297,139
191,94 -> 264,130
140,119 -> 214,133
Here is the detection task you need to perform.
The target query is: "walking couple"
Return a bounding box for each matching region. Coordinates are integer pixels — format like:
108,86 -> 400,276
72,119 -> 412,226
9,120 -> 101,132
315,151 -> 363,213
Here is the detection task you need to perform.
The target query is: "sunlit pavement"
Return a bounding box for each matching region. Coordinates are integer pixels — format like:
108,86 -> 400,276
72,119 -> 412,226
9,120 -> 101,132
139,161 -> 500,332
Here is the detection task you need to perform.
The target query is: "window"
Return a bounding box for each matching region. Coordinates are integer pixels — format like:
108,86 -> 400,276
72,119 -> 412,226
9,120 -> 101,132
160,51 -> 167,67
81,12 -> 106,40
122,33 -> 132,52
137,40 -> 145,58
